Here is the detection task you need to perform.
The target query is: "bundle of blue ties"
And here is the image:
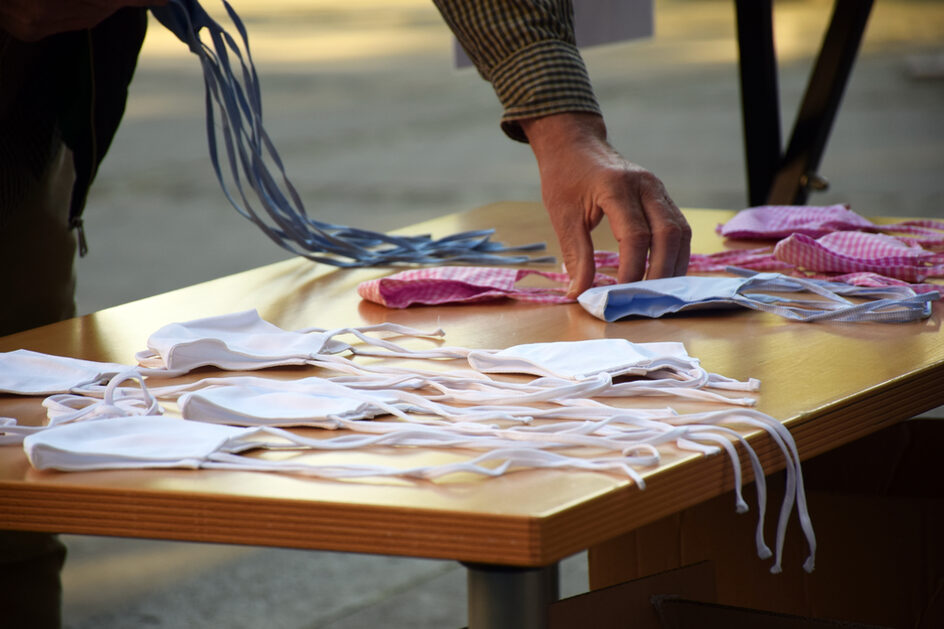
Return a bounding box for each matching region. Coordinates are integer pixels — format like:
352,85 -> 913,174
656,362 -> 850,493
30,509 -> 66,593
149,0 -> 552,267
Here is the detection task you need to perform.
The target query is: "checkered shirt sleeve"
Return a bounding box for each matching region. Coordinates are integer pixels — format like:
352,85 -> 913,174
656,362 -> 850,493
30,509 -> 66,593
433,0 -> 602,142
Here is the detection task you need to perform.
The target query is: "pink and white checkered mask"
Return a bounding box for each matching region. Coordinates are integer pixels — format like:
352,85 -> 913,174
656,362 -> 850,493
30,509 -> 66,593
717,204 -> 944,247
357,266 -> 617,308
593,246 -> 942,293
774,231 -> 944,283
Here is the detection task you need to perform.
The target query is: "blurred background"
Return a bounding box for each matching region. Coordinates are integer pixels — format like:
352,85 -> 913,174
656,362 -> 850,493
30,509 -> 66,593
76,0 -> 944,315
64,0 -> 942,627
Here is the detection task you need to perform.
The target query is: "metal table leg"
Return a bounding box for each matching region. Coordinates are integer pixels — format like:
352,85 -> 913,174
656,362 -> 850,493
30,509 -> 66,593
767,0 -> 873,205
735,0 -> 873,206
735,0 -> 782,208
464,562 -> 560,629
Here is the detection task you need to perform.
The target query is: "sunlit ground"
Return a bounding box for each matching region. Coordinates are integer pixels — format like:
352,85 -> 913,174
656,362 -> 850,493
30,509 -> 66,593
141,0 -> 944,66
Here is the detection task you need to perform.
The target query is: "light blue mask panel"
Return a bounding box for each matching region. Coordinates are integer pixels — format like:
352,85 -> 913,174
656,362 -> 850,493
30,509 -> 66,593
149,0 -> 552,267
578,268 -> 940,323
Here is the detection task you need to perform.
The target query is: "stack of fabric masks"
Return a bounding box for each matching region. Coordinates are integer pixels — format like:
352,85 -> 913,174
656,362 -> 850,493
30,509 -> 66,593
710,204 -> 944,292
2,309 -> 815,573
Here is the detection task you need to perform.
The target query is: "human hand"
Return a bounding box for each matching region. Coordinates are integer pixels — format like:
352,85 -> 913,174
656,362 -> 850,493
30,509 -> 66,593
0,0 -> 163,41
520,112 -> 691,298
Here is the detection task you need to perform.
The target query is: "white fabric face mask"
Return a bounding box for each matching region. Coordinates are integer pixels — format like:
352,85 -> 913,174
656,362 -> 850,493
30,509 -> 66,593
21,415 -> 662,477
136,310 -> 349,375
174,375 -> 596,427
136,310 -> 459,376
0,350 -> 135,395
179,377 -> 407,427
469,339 -> 715,382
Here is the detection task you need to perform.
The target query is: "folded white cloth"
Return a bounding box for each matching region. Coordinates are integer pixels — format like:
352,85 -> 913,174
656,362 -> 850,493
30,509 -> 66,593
0,349 -> 134,395
468,339 -> 705,379
179,377 -> 405,427
136,309 -> 457,376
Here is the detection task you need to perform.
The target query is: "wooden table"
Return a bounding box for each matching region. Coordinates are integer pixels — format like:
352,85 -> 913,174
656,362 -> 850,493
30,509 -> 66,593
2,203 -> 942,628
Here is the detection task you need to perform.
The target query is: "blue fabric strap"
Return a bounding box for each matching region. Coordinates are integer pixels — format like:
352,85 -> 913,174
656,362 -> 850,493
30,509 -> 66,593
725,268 -> 939,323
149,0 -> 552,267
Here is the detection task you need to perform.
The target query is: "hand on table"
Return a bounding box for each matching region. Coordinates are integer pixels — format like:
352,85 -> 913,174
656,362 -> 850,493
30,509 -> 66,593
520,112 -> 691,298
0,0 -> 162,41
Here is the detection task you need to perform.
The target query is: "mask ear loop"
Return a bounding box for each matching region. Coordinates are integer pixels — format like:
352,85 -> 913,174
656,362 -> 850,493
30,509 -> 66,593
0,418 -> 47,445
44,370 -> 162,426
667,408 -> 814,574
684,426 -> 773,560
204,423 -> 660,486
878,218 -> 944,246
728,267 -> 938,323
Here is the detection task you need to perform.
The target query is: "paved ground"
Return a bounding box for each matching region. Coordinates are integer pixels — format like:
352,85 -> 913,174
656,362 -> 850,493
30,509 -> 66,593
55,0 -> 943,627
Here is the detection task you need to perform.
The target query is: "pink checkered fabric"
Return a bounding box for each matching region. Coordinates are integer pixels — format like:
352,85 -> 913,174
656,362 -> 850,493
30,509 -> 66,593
592,247 -> 942,293
357,266 -> 617,308
717,205 -> 944,247
688,248 -> 792,273
592,248 -> 792,273
805,272 -> 941,294
774,231 -> 944,282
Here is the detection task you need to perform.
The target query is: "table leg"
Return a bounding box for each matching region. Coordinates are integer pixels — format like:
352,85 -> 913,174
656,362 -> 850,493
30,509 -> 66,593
734,0 -> 782,208
463,562 -> 559,629
766,0 -> 873,205
735,0 -> 874,206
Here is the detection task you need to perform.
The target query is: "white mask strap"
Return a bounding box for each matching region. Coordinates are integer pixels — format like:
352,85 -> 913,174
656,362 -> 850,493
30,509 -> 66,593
0,418 -> 46,445
44,370 -> 162,426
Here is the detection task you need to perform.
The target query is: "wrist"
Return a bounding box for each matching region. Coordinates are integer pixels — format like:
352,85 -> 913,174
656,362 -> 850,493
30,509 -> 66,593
519,112 -> 608,156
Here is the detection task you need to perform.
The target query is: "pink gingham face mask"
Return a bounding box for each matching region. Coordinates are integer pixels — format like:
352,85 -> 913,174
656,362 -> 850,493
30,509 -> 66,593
357,266 -> 616,308
718,204 -> 944,247
774,231 -> 944,283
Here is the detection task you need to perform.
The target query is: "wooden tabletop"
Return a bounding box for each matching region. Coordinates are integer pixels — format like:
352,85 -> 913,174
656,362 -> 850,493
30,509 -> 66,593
1,203 -> 942,567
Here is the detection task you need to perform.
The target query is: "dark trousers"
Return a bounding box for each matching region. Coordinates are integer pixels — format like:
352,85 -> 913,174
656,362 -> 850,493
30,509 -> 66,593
1,10 -> 146,628
0,140 -> 77,629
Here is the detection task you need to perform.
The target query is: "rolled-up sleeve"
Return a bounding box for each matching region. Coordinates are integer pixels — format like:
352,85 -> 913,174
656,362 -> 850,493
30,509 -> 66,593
433,0 -> 602,142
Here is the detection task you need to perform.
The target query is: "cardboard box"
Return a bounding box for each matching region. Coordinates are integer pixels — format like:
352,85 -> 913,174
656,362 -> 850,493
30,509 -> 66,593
549,562 -> 716,629
587,420 -> 944,629
549,561 -> 890,628
652,596 -> 891,629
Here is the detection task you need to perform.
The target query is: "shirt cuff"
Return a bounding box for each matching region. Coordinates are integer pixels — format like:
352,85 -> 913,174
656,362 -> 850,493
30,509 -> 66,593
490,39 -> 602,143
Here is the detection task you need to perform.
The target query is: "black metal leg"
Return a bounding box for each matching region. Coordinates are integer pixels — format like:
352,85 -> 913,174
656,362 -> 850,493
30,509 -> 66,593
767,0 -> 874,204
735,0 -> 782,207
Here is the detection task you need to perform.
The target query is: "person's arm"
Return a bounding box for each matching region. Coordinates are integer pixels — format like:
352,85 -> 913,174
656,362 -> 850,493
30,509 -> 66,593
433,0 -> 690,296
0,0 -> 160,41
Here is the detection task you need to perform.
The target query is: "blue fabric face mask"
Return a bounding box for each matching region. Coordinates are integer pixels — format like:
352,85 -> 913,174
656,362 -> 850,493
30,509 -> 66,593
578,268 -> 939,323
149,0 -> 551,267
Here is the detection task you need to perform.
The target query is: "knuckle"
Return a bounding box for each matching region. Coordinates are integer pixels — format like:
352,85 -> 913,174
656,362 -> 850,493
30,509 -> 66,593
652,221 -> 684,242
621,228 -> 652,249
